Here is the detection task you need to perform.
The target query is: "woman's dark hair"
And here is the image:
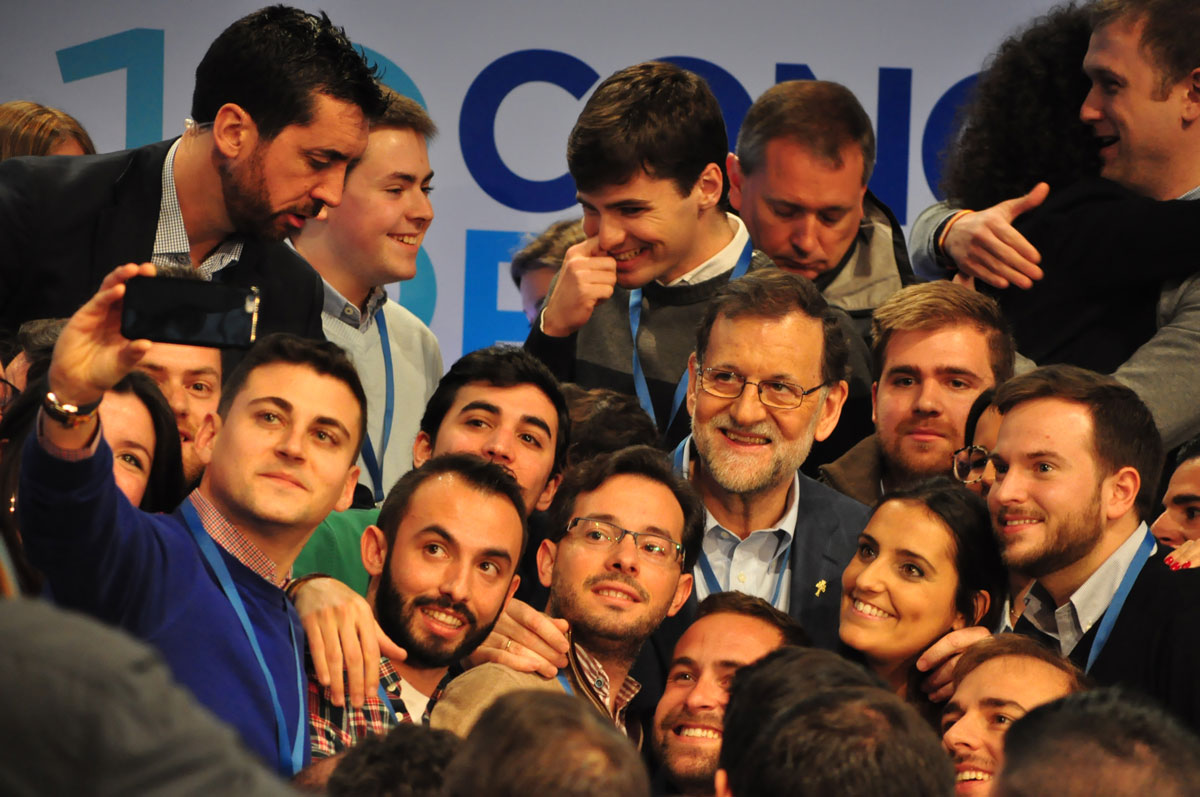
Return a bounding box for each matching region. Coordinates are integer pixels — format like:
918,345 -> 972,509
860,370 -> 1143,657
0,374 -> 185,594
964,387 -> 998,448
875,478 -> 1008,632
109,371 -> 186,513
940,3 -> 1101,209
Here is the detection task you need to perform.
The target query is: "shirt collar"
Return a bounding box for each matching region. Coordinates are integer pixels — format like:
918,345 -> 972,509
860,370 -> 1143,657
187,488 -> 287,586
321,278 -> 389,330
153,137 -> 243,276
661,213 -> 749,287
1179,184 -> 1200,201
1024,522 -> 1154,642
572,639 -> 641,720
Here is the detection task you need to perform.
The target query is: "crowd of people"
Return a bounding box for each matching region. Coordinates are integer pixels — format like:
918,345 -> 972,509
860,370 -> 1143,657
2,1 -> 1200,795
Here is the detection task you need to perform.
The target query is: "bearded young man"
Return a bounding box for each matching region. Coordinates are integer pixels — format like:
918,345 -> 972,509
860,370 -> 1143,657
0,5 -> 384,338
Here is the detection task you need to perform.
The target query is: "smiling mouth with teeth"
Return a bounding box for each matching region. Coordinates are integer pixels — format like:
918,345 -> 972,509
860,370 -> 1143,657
422,607 -> 464,628
852,599 -> 895,619
956,770 -> 992,783
675,726 -> 722,740
611,248 -> 644,262
390,233 -> 421,245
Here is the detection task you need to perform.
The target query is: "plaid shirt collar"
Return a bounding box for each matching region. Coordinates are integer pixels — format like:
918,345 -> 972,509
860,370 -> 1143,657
570,638 -> 641,730
320,279 -> 388,331
153,137 -> 243,277
187,489 -> 285,586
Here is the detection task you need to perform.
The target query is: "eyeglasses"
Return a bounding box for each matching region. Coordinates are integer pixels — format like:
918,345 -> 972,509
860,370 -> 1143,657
565,517 -> 684,567
952,445 -> 990,484
698,366 -> 824,410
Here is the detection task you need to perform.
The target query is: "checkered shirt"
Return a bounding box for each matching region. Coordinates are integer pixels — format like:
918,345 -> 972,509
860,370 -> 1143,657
153,137 -> 243,277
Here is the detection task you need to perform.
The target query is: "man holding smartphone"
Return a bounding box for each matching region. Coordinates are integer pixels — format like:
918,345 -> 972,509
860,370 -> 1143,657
0,6 -> 384,341
292,87 -> 442,504
17,263 -> 367,777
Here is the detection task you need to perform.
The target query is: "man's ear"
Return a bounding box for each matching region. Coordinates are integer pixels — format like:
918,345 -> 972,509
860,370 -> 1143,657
361,524 -> 388,577
693,162 -> 725,212
959,590 -> 991,629
1181,67 -> 1200,123
412,430 -> 433,469
714,769 -> 734,797
210,103 -> 258,159
534,473 -> 562,513
1103,465 -> 1141,521
194,412 -> 221,466
536,539 -> 558,588
686,352 -> 700,418
726,152 -> 744,212
501,574 -> 521,611
666,572 -> 694,617
814,380 -> 849,442
870,381 -> 879,426
334,465 -> 361,513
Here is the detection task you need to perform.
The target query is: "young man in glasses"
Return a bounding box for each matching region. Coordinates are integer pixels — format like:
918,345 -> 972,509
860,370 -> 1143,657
431,445 -> 701,744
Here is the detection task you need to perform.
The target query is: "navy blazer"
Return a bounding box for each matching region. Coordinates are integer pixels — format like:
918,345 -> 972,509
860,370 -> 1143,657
0,139 -> 324,340
630,471 -> 869,729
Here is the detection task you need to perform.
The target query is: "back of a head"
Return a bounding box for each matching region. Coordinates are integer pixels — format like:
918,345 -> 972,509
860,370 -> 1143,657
567,60 -> 727,201
509,218 -> 585,288
721,646 -> 883,776
560,384 -> 658,467
326,723 -> 459,797
191,5 -> 383,140
940,2 -> 1098,209
995,688 -> 1200,797
0,100 -> 95,160
725,685 -> 954,797
441,690 -> 650,797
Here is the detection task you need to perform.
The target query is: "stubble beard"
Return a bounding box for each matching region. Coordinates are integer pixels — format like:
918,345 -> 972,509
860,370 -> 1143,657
1001,485 -> 1105,580
692,405 -> 820,496
547,571 -> 662,664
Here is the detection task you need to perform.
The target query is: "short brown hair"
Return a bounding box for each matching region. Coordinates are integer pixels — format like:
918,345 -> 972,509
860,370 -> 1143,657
509,218 -> 585,288
695,269 -> 849,387
952,633 -> 1089,695
1091,0 -> 1200,96
870,281 -> 1015,383
736,80 -> 876,185
993,364 -> 1164,519
694,591 -> 809,647
0,100 -> 95,161
373,85 -> 437,138
567,61 -> 727,201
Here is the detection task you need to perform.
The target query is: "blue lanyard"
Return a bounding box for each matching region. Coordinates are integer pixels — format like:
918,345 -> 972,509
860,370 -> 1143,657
628,239 -> 753,432
360,309 -> 395,503
675,436 -> 790,609
377,682 -> 400,723
1086,528 -> 1156,673
181,501 -> 306,776
556,669 -> 575,696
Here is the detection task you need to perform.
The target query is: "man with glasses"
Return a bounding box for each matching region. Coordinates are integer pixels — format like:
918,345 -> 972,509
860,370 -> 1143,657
431,445 -> 701,743
670,269 -> 868,654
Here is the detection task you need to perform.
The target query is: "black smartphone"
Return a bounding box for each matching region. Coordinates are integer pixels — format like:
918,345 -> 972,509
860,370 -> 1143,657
121,277 -> 260,349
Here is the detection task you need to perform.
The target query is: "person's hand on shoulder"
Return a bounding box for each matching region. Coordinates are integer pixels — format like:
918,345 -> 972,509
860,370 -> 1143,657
468,597 -> 569,678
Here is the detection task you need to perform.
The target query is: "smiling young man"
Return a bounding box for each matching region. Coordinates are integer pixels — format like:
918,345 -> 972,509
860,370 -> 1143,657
306,454 -> 525,771
908,0 -> 1200,453
526,61 -> 774,448
820,281 -> 1015,506
651,592 -> 804,797
989,365 -> 1200,731
17,264 -> 366,777
293,87 -> 441,503
940,634 -> 1087,796
0,6 -> 384,339
431,445 -> 701,744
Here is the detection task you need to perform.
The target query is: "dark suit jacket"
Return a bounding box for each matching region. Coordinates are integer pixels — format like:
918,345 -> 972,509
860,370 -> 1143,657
1017,549 -> 1200,733
0,139 -> 324,340
630,472 -> 869,736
